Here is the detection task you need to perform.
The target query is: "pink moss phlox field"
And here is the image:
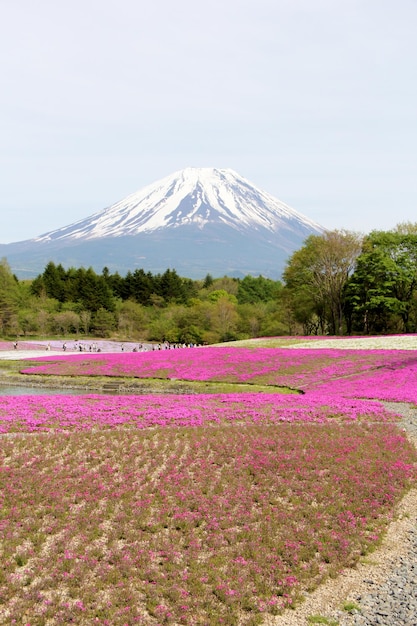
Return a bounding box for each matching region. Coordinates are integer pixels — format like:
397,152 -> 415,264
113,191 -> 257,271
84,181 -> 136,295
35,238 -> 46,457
0,392 -> 395,434
19,347 -> 391,385
21,346 -> 417,403
3,342 -> 417,623
1,424 -> 416,624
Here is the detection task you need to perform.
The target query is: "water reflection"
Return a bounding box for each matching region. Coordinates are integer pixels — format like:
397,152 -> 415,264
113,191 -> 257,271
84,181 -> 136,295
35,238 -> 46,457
0,386 -> 86,396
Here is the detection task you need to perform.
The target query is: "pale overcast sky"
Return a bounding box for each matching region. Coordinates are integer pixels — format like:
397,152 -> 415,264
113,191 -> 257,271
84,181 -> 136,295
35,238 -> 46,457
1,0 -> 416,243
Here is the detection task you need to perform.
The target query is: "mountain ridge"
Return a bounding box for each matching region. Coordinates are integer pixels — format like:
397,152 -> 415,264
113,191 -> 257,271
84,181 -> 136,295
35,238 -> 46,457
1,168 -> 324,279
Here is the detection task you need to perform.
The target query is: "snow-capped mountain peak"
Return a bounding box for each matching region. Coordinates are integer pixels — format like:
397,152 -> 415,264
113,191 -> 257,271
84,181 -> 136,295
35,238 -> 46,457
2,167 -> 326,279
35,167 -> 322,242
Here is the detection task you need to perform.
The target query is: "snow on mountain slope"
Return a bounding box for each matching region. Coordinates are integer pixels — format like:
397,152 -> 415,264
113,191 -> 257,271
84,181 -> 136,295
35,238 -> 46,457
35,168 -> 323,242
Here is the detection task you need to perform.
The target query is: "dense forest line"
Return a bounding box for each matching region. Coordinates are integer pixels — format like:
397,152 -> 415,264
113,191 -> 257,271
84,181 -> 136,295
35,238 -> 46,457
1,224 -> 417,343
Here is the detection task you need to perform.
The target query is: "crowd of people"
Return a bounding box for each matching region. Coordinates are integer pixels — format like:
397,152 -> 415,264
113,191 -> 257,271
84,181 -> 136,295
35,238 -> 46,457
10,339 -> 202,353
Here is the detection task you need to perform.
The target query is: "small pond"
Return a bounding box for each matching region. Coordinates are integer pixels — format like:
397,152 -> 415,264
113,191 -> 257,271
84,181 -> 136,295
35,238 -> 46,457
0,386 -> 90,396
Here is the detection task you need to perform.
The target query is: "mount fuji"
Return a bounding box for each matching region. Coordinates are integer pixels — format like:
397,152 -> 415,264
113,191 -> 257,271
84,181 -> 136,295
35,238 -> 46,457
1,168 -> 324,279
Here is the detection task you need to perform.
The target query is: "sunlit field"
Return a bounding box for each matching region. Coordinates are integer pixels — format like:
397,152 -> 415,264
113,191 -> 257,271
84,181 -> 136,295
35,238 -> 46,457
1,337 -> 416,625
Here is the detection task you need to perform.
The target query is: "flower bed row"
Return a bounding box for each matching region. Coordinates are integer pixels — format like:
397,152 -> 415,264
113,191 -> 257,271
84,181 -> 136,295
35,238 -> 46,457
1,422 -> 415,625
0,392 -> 397,435
20,346 -> 417,403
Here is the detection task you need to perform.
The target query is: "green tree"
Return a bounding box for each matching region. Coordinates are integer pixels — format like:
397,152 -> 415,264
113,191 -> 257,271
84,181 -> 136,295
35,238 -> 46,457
53,311 -> 81,335
236,302 -> 267,337
283,230 -> 363,335
210,296 -> 239,342
79,310 -> 92,335
146,313 -> 177,343
75,267 -> 115,312
18,309 -> 39,336
185,299 -> 214,338
91,308 -> 116,337
126,269 -> 155,305
0,258 -> 20,335
155,269 -> 196,304
345,230 -> 417,334
207,290 -> 238,305
31,261 -> 66,301
237,275 -> 282,304
116,300 -> 148,338
260,299 -> 292,337
202,273 -> 214,288
104,269 -> 125,299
